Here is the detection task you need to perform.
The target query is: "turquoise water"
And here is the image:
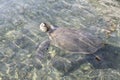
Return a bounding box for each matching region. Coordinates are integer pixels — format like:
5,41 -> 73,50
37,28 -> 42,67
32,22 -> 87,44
0,0 -> 120,80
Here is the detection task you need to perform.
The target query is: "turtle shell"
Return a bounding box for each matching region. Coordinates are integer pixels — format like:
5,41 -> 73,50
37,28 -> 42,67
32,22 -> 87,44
48,27 -> 104,54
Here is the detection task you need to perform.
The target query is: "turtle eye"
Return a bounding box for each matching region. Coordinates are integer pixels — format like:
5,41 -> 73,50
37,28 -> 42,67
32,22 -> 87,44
40,23 -> 48,32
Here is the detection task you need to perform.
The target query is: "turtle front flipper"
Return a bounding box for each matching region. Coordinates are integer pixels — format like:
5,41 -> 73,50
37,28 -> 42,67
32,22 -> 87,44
36,39 -> 50,59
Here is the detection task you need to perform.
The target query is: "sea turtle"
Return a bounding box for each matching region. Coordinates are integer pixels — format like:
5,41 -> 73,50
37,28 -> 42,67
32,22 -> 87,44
37,22 -> 105,61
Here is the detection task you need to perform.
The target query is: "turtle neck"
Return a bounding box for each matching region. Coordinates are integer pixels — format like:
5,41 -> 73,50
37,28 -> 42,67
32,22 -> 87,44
47,25 -> 57,34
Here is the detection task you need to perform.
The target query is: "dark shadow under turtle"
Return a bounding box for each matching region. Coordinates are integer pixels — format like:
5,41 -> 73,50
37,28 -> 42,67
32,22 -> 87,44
51,44 -> 120,76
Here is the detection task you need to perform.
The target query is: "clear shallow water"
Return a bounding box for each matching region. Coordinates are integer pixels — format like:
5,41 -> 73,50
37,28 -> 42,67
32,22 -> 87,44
0,0 -> 120,80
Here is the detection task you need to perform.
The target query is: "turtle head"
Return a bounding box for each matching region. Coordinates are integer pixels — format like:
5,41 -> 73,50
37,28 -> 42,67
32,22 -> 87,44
40,23 -> 56,33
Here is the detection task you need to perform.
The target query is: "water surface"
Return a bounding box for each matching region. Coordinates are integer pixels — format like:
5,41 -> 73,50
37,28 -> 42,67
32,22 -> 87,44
0,0 -> 120,80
